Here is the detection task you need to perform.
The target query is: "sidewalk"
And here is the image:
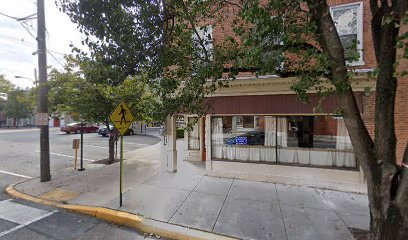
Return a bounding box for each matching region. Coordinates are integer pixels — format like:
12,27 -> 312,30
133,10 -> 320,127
8,138 -> 370,240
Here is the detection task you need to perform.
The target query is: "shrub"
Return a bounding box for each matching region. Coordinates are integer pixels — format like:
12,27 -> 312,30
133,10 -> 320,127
176,128 -> 185,139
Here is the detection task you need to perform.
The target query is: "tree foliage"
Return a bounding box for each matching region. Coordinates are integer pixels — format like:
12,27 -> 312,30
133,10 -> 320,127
1,76 -> 15,114
0,75 -> 14,97
48,56 -> 156,123
57,0 -> 408,238
48,55 -> 157,162
4,88 -> 35,121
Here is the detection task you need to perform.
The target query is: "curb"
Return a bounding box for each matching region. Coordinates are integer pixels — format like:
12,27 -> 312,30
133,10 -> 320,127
6,184 -> 236,240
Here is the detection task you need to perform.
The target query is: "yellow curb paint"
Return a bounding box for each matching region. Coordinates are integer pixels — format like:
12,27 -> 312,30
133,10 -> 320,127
61,205 -> 98,217
39,188 -> 80,202
5,185 -> 61,207
6,184 -> 236,240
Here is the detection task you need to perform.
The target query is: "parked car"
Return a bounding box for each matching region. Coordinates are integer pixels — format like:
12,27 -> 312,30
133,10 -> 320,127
98,124 -> 134,137
225,131 -> 265,145
97,124 -> 114,137
60,123 -> 99,134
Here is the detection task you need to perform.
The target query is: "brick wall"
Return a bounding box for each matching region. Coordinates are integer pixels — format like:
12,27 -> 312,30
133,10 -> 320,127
395,22 -> 408,162
208,0 -> 407,162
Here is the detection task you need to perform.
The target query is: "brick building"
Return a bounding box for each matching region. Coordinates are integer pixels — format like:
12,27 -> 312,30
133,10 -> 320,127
163,0 -> 408,190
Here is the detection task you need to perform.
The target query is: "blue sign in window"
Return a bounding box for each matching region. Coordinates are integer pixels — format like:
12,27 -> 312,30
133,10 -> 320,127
236,136 -> 247,145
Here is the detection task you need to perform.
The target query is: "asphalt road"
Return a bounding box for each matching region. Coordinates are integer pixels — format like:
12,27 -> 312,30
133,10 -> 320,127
0,127 -> 160,178
0,127 -> 161,240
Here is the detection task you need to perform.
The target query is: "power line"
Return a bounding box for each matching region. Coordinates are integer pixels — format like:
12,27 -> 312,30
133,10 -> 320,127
1,11 -> 66,69
0,12 -> 37,21
0,34 -> 65,68
0,34 -> 66,55
47,50 -> 64,68
0,12 -> 19,20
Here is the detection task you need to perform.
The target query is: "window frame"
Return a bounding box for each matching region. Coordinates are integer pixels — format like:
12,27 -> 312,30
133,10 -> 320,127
330,2 -> 364,66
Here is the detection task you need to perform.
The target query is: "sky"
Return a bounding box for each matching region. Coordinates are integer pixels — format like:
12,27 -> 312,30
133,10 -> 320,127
0,0 -> 86,89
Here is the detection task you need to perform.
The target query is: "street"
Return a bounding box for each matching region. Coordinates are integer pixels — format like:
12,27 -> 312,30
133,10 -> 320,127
0,127 -> 161,239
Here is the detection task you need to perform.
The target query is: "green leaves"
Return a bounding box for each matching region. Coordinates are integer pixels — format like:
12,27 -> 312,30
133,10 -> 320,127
0,75 -> 14,97
3,88 -> 34,120
48,55 -> 156,123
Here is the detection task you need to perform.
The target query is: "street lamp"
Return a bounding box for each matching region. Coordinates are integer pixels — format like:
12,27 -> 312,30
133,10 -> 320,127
14,76 -> 38,86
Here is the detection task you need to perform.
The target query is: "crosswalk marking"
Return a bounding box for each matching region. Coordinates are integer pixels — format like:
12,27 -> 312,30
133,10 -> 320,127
0,210 -> 57,237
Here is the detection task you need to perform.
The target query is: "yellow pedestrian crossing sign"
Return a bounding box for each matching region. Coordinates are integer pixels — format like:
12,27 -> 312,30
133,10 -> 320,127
109,101 -> 134,136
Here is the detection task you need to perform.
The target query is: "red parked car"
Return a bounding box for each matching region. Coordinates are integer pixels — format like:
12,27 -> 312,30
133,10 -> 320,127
60,122 -> 99,134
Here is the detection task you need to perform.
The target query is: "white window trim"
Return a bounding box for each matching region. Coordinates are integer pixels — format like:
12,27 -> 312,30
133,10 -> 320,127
330,2 -> 365,66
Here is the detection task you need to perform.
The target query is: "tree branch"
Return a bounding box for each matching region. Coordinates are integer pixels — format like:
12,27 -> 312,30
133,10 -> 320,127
305,0 -> 375,176
373,2 -> 399,165
370,0 -> 382,62
396,142 -> 408,222
177,0 -> 211,63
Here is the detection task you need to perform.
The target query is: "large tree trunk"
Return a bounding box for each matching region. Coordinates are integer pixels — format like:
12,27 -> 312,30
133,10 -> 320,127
108,135 -> 115,163
306,0 -> 408,239
105,119 -> 115,163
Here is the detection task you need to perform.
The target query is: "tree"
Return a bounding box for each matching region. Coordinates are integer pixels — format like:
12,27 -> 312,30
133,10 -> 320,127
48,55 -> 157,163
221,1 -> 407,239
4,88 -> 35,127
0,75 -> 15,115
58,0 -> 228,121
58,0 -> 408,238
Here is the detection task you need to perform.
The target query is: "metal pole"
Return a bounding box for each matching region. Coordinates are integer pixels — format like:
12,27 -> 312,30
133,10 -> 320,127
115,140 -> 118,160
275,117 -> 278,163
78,123 -> 85,171
120,135 -> 124,207
37,0 -> 50,182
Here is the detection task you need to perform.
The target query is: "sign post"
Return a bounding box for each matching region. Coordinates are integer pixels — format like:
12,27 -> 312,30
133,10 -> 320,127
72,139 -> 80,170
109,101 -> 134,207
120,136 -> 124,206
78,123 -> 85,171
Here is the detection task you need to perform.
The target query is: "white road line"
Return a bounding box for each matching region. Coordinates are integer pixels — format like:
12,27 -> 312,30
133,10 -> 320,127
0,170 -> 32,179
86,144 -> 130,152
35,151 -> 96,162
0,210 -> 57,237
84,144 -> 108,149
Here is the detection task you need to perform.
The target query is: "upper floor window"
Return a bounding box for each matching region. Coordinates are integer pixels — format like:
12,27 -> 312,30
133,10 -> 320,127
192,25 -> 213,62
330,2 -> 364,66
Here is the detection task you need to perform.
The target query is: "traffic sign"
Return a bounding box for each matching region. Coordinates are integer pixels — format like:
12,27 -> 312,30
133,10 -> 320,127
109,101 -> 134,136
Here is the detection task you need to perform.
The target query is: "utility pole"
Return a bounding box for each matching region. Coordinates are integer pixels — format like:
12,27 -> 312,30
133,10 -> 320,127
37,0 -> 50,182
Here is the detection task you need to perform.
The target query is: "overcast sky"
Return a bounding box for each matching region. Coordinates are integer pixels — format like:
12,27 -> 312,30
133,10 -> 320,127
0,0 -> 85,89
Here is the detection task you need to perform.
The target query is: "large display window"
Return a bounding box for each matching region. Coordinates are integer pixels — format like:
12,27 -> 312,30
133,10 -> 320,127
211,115 -> 355,169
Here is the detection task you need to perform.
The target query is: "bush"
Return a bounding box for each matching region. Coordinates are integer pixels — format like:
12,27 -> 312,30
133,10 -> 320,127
176,128 -> 185,139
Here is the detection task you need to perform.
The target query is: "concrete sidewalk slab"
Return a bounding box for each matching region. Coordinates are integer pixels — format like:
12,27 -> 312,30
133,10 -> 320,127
229,179 -> 278,203
142,172 -> 203,191
169,191 -> 225,232
337,211 -> 369,231
214,198 -> 286,240
281,205 -> 354,240
276,184 -> 331,210
115,184 -> 190,222
193,176 -> 233,196
321,189 -> 370,216
6,138 -> 371,240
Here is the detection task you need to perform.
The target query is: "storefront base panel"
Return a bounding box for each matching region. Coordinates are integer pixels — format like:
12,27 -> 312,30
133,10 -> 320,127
184,150 -> 201,162
207,160 -> 367,193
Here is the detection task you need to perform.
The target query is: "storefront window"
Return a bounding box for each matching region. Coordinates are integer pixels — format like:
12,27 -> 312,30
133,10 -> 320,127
188,117 -> 200,150
211,115 -> 355,169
